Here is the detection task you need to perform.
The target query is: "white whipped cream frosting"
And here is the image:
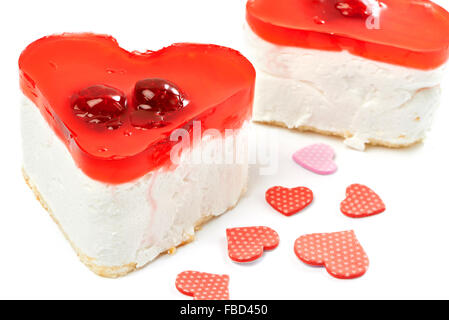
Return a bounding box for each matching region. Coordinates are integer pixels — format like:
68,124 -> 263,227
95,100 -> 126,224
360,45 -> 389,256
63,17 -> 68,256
21,97 -> 248,273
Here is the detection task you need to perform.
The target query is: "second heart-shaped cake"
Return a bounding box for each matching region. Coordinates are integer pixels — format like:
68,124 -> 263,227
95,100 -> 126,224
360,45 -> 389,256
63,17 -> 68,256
226,226 -> 280,262
294,230 -> 369,279
265,186 -> 313,216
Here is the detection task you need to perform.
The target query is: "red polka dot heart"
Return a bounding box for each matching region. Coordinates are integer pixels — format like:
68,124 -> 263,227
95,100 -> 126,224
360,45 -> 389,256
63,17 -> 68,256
175,271 -> 230,300
265,186 -> 313,216
175,175 -> 384,298
341,184 -> 386,218
226,226 -> 280,263
294,230 -> 369,279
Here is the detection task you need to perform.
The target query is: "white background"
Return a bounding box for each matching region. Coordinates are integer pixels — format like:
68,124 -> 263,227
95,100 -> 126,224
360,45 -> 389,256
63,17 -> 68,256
1,0 -> 448,300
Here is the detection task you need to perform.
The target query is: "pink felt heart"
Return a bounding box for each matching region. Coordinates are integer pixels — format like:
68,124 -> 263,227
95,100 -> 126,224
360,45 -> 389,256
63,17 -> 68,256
175,271 -> 230,300
226,226 -> 280,262
293,143 -> 337,175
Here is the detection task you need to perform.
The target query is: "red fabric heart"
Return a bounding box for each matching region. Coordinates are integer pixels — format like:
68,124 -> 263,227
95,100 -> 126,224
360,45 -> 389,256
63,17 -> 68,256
226,226 -> 279,263
294,230 -> 369,279
341,184 -> 385,218
265,186 -> 313,216
175,271 -> 230,300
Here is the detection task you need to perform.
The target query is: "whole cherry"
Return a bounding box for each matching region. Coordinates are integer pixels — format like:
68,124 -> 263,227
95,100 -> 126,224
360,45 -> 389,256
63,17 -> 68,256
131,78 -> 186,129
71,85 -> 127,129
134,78 -> 185,114
335,0 -> 375,18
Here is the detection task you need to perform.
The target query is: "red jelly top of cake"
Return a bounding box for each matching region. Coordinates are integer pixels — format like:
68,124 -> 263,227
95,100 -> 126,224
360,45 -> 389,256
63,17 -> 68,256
246,0 -> 449,69
19,34 -> 255,183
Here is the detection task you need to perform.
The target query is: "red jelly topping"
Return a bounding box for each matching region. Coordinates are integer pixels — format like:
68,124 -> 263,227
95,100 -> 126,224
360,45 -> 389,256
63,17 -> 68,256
19,34 -> 255,183
246,0 -> 449,70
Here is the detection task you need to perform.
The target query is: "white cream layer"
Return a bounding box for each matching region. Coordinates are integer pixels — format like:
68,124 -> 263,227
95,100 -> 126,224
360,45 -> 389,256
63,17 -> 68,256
245,24 -> 446,150
21,97 -> 248,273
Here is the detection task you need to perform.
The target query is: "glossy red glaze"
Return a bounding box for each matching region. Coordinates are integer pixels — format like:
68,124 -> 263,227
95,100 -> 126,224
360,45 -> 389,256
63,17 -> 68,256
246,0 -> 449,70
19,34 -> 255,183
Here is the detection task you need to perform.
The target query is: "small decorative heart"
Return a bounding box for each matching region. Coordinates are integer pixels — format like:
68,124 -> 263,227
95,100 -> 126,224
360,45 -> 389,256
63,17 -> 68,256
175,271 -> 230,300
227,226 -> 280,263
266,186 -> 313,216
294,230 -> 369,279
341,184 -> 385,218
293,143 -> 337,175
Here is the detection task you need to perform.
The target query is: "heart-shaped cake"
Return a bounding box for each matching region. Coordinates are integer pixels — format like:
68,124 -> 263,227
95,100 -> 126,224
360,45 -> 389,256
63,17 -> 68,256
247,0 -> 449,150
19,34 -> 255,277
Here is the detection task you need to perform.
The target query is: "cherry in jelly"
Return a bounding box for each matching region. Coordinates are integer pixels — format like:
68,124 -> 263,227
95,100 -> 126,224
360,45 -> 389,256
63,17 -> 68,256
335,0 -> 372,18
134,78 -> 185,113
131,78 -> 186,129
130,110 -> 170,129
71,85 -> 127,129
